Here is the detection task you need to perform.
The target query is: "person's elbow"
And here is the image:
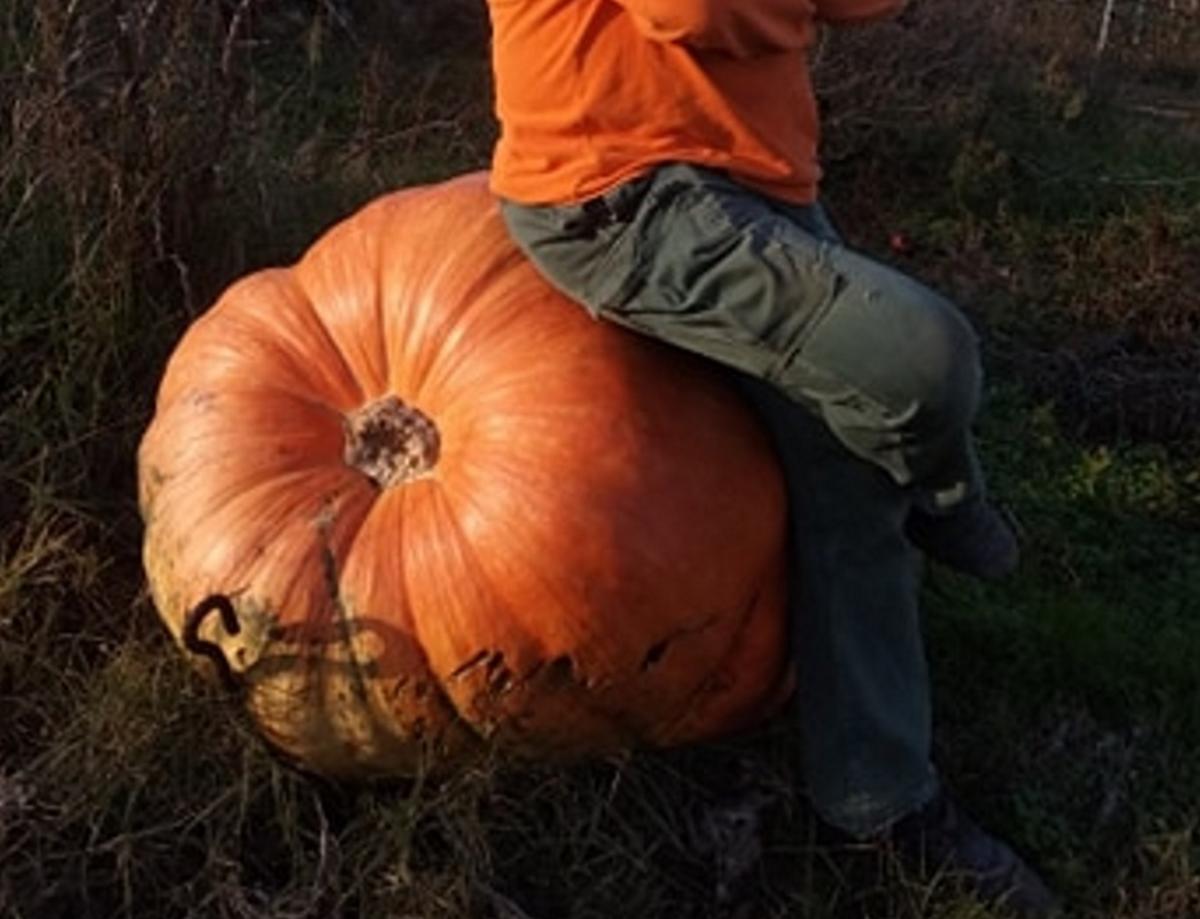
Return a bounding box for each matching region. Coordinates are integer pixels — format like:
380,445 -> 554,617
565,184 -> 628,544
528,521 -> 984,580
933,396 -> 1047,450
624,0 -> 808,57
626,0 -> 717,44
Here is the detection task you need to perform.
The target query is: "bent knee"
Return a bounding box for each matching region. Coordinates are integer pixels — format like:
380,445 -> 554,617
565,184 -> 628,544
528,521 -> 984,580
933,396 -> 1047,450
902,297 -> 981,435
782,276 -> 983,439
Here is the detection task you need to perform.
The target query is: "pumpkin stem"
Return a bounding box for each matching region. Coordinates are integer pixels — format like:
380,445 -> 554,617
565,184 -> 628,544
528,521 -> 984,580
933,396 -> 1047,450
183,594 -> 242,692
345,395 -> 440,488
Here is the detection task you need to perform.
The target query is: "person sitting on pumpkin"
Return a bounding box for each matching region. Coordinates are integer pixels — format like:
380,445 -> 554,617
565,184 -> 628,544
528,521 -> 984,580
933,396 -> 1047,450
483,0 -> 1059,914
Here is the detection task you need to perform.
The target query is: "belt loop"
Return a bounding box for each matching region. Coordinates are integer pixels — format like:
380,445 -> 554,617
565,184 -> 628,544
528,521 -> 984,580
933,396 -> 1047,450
581,196 -> 612,228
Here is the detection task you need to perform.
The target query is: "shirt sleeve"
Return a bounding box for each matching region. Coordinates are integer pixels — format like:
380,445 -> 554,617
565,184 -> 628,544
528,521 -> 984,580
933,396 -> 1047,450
611,0 -> 818,57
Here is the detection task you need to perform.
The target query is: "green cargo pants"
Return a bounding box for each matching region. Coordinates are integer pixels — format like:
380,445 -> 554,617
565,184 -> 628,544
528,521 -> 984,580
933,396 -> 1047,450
500,163 -> 985,836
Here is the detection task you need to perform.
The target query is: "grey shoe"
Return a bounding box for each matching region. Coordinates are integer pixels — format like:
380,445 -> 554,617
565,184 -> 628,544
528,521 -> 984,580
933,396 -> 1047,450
889,791 -> 1061,916
906,499 -> 1020,581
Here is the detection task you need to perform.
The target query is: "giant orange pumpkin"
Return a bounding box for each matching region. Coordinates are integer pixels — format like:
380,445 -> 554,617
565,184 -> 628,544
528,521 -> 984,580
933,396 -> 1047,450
138,172 -> 791,777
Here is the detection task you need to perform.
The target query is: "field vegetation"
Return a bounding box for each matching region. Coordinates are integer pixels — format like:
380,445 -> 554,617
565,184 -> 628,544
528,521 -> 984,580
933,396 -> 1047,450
2,1 -> 1198,916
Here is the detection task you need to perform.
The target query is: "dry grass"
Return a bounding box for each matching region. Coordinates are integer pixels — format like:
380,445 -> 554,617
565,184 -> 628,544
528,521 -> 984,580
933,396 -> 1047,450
3,0 -> 250,312
814,1 -> 1200,450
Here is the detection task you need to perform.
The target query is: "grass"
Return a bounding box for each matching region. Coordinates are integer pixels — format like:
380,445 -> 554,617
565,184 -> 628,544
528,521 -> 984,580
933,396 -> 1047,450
2,1 -> 1199,917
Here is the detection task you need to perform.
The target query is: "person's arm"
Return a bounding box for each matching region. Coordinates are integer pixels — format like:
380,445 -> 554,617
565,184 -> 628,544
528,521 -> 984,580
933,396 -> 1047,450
612,0 -> 816,57
813,0 -> 906,25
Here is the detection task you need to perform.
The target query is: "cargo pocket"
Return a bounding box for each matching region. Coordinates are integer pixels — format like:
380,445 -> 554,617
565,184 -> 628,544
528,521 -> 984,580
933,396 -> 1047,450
603,172 -> 845,381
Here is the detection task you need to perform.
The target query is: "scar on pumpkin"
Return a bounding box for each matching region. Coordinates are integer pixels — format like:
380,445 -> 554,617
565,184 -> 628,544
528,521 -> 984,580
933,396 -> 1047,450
641,639 -> 670,670
450,650 -> 515,694
454,651 -> 601,694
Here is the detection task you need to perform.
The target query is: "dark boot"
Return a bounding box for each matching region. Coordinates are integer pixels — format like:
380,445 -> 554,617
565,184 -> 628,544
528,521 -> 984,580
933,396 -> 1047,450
906,499 -> 1020,581
888,790 -> 1061,916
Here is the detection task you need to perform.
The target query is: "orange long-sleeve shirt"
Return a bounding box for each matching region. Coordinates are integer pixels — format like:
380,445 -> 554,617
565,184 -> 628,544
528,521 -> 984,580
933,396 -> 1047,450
486,0 -> 905,206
